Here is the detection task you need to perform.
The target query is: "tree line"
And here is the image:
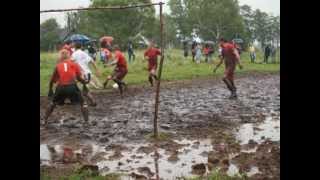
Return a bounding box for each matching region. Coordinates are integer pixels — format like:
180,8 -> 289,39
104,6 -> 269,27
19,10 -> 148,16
40,0 -> 280,51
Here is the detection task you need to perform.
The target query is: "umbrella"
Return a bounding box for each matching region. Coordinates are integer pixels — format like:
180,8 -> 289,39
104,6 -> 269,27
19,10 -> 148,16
232,38 -> 244,44
100,36 -> 114,44
84,39 -> 97,45
204,41 -> 215,45
64,34 -> 91,44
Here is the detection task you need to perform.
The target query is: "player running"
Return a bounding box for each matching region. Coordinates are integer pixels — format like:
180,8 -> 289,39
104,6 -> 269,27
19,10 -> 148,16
144,41 -> 161,87
72,42 -> 101,105
214,38 -> 243,99
43,49 -> 89,125
103,45 -> 128,97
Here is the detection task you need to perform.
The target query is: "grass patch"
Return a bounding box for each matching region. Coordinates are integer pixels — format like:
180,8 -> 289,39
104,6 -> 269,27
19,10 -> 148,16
186,168 -> 248,180
145,132 -> 171,141
40,49 -> 279,95
40,168 -> 121,180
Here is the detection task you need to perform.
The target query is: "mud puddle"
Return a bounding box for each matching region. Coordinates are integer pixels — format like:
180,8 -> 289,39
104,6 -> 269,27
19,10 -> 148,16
235,115 -> 280,145
41,139 -> 214,179
40,74 -> 280,179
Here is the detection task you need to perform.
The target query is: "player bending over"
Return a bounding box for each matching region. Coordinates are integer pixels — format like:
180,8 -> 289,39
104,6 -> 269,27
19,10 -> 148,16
43,49 -> 90,125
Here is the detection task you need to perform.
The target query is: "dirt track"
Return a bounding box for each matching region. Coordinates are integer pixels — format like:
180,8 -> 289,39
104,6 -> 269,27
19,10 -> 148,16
40,73 -> 280,179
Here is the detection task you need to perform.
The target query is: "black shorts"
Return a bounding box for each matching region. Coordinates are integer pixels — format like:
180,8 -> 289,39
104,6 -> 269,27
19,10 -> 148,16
53,84 -> 84,105
84,73 -> 91,82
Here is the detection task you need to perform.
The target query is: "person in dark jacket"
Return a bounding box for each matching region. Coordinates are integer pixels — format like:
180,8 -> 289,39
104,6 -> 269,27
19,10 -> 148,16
264,45 -> 271,64
127,40 -> 135,63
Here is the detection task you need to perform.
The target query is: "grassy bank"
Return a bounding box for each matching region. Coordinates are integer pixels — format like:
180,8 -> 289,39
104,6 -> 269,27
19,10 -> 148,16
40,49 -> 279,95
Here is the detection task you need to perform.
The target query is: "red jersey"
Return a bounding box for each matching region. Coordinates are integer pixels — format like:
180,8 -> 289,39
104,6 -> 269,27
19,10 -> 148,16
144,47 -> 161,60
102,48 -> 112,59
62,44 -> 73,56
203,47 -> 210,55
51,59 -> 82,85
114,50 -> 127,70
221,43 -> 239,62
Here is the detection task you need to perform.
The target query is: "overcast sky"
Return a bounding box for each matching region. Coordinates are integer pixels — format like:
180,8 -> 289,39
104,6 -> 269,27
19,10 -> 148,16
40,0 -> 280,27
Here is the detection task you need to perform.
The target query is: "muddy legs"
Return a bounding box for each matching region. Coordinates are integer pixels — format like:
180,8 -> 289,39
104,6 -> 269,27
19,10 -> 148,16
223,77 -> 237,99
149,74 -> 158,87
83,85 -> 97,107
81,102 -> 89,122
103,79 -> 109,89
113,79 -> 126,97
43,102 -> 56,125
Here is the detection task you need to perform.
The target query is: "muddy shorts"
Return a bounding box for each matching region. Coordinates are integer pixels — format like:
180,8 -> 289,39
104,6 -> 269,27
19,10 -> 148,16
84,73 -> 91,83
53,84 -> 84,105
148,59 -> 158,72
224,66 -> 236,81
112,67 -> 128,81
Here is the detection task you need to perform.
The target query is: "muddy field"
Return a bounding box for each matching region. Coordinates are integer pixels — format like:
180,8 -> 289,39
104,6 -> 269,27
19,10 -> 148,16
40,73 -> 280,179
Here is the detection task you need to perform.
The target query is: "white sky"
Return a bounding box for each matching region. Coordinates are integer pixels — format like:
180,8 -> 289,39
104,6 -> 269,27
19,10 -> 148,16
40,0 -> 280,27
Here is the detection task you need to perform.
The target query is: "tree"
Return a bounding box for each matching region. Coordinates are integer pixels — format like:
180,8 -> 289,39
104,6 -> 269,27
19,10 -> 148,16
251,9 -> 270,48
40,18 -> 61,51
168,0 -> 191,40
169,0 -> 246,42
240,5 -> 254,44
75,0 -> 158,47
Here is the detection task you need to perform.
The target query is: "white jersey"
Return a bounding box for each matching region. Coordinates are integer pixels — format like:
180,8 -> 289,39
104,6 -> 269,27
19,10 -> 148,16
218,47 -> 222,56
71,49 -> 93,75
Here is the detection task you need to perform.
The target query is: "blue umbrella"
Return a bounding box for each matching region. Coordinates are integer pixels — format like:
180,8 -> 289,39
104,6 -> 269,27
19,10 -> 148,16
64,34 -> 91,44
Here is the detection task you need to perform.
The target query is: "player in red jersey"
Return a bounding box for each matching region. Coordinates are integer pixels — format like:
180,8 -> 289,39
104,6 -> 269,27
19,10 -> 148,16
214,38 -> 243,99
62,41 -> 73,56
103,45 -> 128,97
43,49 -> 90,125
144,41 -> 161,87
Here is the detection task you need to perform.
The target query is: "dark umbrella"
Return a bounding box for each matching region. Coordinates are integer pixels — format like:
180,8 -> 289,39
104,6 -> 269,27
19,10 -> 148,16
64,34 -> 91,44
85,39 -> 97,45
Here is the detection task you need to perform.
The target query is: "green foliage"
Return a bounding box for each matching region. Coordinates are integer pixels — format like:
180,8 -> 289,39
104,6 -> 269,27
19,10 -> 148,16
40,18 -> 61,51
75,0 -> 157,46
169,0 -> 246,41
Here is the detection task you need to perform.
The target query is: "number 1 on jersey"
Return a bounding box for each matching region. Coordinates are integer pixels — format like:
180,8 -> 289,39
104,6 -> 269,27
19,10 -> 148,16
63,63 -> 68,72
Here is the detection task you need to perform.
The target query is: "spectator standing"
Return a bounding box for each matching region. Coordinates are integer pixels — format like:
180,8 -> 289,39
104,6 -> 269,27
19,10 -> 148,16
249,44 -> 256,63
127,40 -> 135,63
264,45 -> 271,64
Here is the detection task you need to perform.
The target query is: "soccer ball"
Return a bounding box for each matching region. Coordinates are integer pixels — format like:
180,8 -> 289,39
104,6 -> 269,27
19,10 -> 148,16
112,83 -> 119,89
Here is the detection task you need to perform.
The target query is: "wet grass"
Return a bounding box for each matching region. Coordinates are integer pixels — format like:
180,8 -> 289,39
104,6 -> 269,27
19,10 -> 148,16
40,169 -> 121,180
40,49 -> 279,95
187,169 -> 248,180
145,132 -> 172,141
